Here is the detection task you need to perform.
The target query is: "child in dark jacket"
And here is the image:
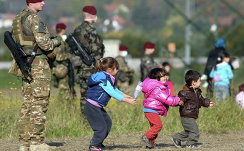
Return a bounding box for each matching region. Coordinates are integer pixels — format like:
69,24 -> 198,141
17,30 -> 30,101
84,57 -> 136,151
171,70 -> 214,148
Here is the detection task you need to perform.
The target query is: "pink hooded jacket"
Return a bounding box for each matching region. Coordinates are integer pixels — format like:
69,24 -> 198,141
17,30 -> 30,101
142,78 -> 180,116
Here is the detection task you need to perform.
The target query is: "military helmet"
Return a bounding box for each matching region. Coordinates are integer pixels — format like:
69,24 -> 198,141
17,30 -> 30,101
53,64 -> 68,79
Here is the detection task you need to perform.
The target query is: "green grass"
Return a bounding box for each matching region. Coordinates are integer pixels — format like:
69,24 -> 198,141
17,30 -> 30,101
0,63 -> 244,139
1,94 -> 244,139
0,70 -> 21,90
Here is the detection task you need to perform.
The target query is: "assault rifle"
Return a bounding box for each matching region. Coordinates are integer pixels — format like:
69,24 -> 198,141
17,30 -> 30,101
67,60 -> 76,96
4,31 -> 33,82
66,35 -> 94,66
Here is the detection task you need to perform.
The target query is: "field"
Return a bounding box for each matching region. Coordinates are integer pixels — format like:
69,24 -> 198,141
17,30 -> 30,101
0,64 -> 244,150
1,131 -> 244,150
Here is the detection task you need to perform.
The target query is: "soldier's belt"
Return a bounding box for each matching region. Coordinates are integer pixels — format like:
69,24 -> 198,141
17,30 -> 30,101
22,47 -> 43,56
35,54 -> 47,59
26,53 -> 46,58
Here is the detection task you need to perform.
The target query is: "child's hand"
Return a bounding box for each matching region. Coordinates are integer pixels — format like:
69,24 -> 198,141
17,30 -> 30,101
123,97 -> 137,105
209,102 -> 215,107
123,94 -> 133,98
179,100 -> 184,106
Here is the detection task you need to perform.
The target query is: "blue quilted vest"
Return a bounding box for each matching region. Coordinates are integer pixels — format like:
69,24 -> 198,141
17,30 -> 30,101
86,72 -> 115,107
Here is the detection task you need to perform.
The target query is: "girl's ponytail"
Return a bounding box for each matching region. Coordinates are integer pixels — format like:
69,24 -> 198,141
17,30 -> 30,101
96,59 -> 103,71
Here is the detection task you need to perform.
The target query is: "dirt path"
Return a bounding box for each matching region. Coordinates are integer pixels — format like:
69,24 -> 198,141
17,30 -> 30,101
0,131 -> 244,151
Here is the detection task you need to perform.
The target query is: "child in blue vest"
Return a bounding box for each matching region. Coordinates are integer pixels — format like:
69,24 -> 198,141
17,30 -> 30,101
84,57 -> 136,151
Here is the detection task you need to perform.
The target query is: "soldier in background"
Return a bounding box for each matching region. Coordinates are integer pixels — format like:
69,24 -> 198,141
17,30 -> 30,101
115,45 -> 134,93
52,23 -> 75,102
9,0 -> 61,150
72,6 -> 104,114
140,42 -> 160,81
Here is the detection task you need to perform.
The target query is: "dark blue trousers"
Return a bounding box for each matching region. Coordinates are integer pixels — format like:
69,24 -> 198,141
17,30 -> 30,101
84,101 -> 112,147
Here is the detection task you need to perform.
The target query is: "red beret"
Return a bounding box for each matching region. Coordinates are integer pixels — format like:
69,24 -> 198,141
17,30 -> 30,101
119,45 -> 128,51
144,41 -> 155,49
56,23 -> 67,30
83,6 -> 97,15
26,0 -> 43,3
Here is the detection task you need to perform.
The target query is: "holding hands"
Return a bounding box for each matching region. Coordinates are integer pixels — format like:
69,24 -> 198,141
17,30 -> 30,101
123,94 -> 137,104
178,100 -> 184,106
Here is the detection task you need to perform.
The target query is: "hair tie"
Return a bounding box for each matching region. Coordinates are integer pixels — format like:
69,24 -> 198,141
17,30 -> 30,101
217,57 -> 221,61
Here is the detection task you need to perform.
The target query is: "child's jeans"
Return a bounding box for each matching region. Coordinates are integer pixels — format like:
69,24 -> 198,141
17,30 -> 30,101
214,84 -> 230,100
84,101 -> 112,147
144,113 -> 162,143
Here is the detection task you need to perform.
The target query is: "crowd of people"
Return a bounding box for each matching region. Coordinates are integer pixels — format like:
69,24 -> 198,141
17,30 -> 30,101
6,0 -> 243,151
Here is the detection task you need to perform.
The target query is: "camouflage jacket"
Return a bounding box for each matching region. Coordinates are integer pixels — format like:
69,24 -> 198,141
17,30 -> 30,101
73,21 -> 104,70
52,35 -> 70,79
115,56 -> 134,85
115,56 -> 134,73
140,55 -> 158,81
55,35 -> 70,62
9,8 -> 60,78
13,8 -> 60,53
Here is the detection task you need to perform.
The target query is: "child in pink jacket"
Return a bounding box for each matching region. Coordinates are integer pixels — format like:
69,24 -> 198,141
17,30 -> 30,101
141,68 -> 182,149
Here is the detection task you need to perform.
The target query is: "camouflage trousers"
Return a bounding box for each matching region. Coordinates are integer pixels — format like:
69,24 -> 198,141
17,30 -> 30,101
18,58 -> 51,147
79,78 -> 89,113
77,69 -> 94,114
57,76 -> 75,102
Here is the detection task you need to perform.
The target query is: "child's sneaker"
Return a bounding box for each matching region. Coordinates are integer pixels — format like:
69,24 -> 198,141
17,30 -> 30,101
89,145 -> 103,151
186,143 -> 202,148
152,143 -> 159,149
141,135 -> 153,149
100,143 -> 108,150
171,137 -> 182,148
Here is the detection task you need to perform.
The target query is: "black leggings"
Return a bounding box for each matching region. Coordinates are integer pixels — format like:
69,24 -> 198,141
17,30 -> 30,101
84,101 -> 112,147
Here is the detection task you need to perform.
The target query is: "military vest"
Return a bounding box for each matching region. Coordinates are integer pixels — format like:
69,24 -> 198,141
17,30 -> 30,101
12,9 -> 35,46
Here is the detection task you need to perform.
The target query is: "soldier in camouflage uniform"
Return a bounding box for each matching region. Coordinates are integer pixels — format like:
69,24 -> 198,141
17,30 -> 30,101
115,45 -> 134,93
140,42 -> 160,81
52,23 -> 75,102
72,6 -> 104,113
9,0 -> 61,150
